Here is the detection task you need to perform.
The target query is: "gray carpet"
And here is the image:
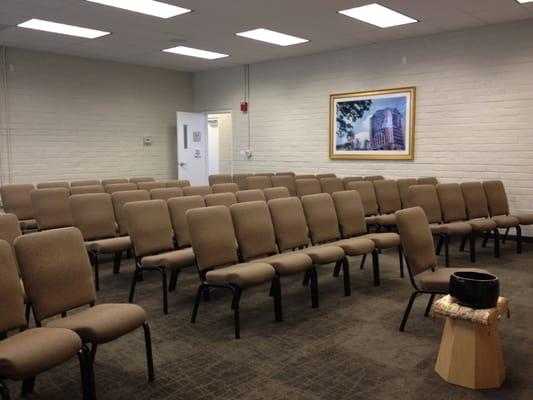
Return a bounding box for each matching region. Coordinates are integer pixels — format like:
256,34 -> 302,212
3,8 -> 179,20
5,240 -> 533,400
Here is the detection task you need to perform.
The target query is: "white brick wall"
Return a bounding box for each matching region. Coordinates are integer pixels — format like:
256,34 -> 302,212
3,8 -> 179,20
0,47 -> 193,185
194,20 -> 533,231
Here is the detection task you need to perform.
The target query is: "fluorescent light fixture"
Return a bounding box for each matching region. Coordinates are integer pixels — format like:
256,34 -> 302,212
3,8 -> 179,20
17,18 -> 110,38
86,0 -> 190,18
162,46 -> 229,60
516,0 -> 533,3
236,28 -> 308,46
339,3 -> 417,28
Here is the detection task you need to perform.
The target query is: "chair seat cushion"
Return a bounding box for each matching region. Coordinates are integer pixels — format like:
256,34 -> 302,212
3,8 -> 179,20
141,248 -> 195,270
251,253 -> 312,275
362,232 -> 400,249
436,222 -> 472,236
0,328 -> 81,380
468,218 -> 497,232
206,263 -> 275,288
46,304 -> 146,344
86,236 -> 131,253
365,216 -> 380,225
301,244 -> 345,265
335,238 -> 375,256
518,214 -> 533,225
19,219 -> 38,230
374,214 -> 397,226
418,268 -> 488,292
492,215 -> 520,228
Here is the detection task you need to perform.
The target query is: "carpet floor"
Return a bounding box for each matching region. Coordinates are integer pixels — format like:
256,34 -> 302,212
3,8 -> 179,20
5,239 -> 533,400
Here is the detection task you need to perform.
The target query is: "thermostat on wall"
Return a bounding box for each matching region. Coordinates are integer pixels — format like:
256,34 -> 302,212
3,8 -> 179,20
143,136 -> 152,146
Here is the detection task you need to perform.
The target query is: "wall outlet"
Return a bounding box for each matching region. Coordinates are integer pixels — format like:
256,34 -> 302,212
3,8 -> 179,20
143,136 -> 152,146
239,149 -> 252,159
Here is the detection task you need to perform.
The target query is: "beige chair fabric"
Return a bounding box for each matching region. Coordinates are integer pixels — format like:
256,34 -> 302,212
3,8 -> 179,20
296,178 -> 321,198
111,190 -> 151,236
71,180 -> 100,187
373,180 -> 402,227
166,180 -> 191,188
101,178 -> 128,185
0,240 -> 26,333
346,181 -> 379,225
31,188 -> 73,230
150,187 -> 183,201
275,172 -> 295,176
343,176 -> 363,189
483,180 -> 532,226
70,185 -> 105,195
129,177 -> 155,184
264,187 -> 290,201
0,184 -> 36,228
319,177 -> 344,195
236,189 -> 266,203
137,182 -> 167,191
208,174 -> 232,186
183,185 -> 213,197
270,175 -> 297,196
417,177 -> 438,185
167,196 -> 206,248
36,182 -> 70,189
397,178 -> 417,208
105,183 -> 138,194
212,183 -> 239,194
295,174 -> 315,180
205,193 -> 237,207
246,176 -> 273,190
316,173 -> 336,178
364,176 -> 384,182
232,174 -> 252,190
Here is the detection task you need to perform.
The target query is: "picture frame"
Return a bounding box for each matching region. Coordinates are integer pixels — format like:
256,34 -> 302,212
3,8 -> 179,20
329,87 -> 416,160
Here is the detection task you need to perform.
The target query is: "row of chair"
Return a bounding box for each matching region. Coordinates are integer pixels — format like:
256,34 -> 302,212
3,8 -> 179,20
30,176 -> 157,189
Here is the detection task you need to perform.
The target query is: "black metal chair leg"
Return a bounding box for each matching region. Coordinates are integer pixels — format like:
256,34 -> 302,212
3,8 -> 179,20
168,270 -> 179,292
444,235 -> 450,268
342,258 -> 351,296
435,236 -> 443,255
92,252 -> 100,291
359,253 -> 367,270
333,261 -> 341,277
160,268 -> 168,315
20,377 -> 36,397
470,233 -> 476,263
191,284 -> 204,323
272,277 -> 283,322
371,250 -> 380,287
78,346 -> 96,400
309,267 -> 319,308
128,268 -> 140,303
113,251 -> 122,274
398,246 -> 404,278
232,288 -> 242,339
400,291 -> 419,332
142,322 -> 155,382
502,228 -> 510,244
494,229 -> 500,258
0,380 -> 10,400
482,231 -> 490,248
424,293 -> 436,317
516,225 -> 522,254
459,235 -> 468,252
90,344 -> 97,363
302,269 -> 311,286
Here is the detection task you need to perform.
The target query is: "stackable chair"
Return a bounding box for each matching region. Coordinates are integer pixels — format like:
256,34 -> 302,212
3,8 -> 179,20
105,182 -> 137,194
101,178 -> 128,186
236,189 -> 266,203
150,187 -> 183,201
0,240 -> 95,400
268,197 -> 347,297
187,206 -> 278,339
125,200 -> 196,314
397,178 -> 417,208
373,180 -> 403,230
417,177 -> 438,185
275,172 -> 295,176
232,174 -> 252,190
70,193 -> 132,290
183,185 -> 213,197
166,180 -> 190,188
230,201 -> 316,310
70,185 -> 105,195
129,177 -> 155,184
246,176 -> 273,190
343,176 -> 364,189
483,180 -> 525,253
212,183 -> 239,194
205,193 -> 237,207
315,173 -> 335,179
364,176 -> 384,182
31,188 -> 73,230
270,175 -> 297,196
14,228 -> 154,386
208,174 -> 232,186
409,185 -> 474,267
0,184 -> 38,231
295,178 -> 321,198
71,180 -> 100,187
111,190 -> 151,237
294,174 -> 315,180
36,182 -> 70,189
301,194 -> 375,292
395,207 -> 488,332
332,191 -> 403,285
437,183 -> 498,263
264,187 -> 290,201
346,181 -> 380,228
136,181 -> 166,191
167,196 -> 206,250
319,177 -> 344,195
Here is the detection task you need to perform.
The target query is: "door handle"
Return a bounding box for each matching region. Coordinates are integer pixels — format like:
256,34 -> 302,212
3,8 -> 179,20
179,162 -> 187,167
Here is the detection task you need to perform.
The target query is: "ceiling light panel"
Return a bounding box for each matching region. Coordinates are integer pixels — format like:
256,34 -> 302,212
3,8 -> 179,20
17,19 -> 110,39
236,28 -> 309,46
86,0 -> 191,18
339,3 -> 418,28
162,46 -> 229,60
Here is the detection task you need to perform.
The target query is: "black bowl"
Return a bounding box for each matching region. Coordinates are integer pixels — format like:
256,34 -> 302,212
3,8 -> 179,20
449,271 -> 499,309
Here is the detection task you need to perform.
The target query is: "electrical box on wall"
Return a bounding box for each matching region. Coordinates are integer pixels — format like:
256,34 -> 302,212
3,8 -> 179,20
239,149 -> 252,159
143,136 -> 152,146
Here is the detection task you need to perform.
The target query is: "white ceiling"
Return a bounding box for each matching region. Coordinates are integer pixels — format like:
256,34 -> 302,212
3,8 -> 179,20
0,0 -> 532,72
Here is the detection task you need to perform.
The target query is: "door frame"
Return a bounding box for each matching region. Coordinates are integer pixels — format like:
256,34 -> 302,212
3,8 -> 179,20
203,109 -> 233,175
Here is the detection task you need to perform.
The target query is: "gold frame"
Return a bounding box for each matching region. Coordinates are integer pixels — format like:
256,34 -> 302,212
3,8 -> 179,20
329,86 -> 416,160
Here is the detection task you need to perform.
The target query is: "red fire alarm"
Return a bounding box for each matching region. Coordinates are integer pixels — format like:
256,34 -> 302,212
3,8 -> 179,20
240,101 -> 248,113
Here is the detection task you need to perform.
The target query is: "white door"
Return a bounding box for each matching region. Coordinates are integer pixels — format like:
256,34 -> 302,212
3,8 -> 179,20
177,112 -> 208,185
207,119 -> 220,176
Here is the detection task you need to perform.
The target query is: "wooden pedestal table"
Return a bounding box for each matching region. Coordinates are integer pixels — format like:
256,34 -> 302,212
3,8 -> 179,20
431,295 -> 509,389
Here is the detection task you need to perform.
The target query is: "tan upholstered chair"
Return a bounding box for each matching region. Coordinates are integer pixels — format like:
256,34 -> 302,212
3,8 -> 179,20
150,187 -> 183,201
0,240 -> 95,400
70,185 -> 105,195
212,183 -> 239,194
395,207 -> 487,331
332,191 -> 403,284
373,180 -> 403,229
268,197 -> 347,297
483,180 -> 525,253
125,200 -> 195,314
232,174 -> 252,190
319,177 -> 344,195
71,180 -> 100,187
275,172 -> 295,176
301,194 -> 375,292
205,193 -> 237,207
417,177 -> 438,185
70,194 -> 132,290
105,182 -> 138,194
294,174 -> 315,180
295,178 -> 321,198
0,184 -> 38,231
255,173 -> 274,177
316,173 -> 336,178
129,177 -> 155,184
101,178 -> 128,186
31,188 -> 73,230
36,181 -> 70,189
343,176 -> 363,189
437,183 -> 498,262
246,176 -> 273,190
346,181 -> 380,227
409,185 -> 474,267
15,228 -> 154,385
364,175 -> 384,182
187,206 -> 278,339
166,179 -> 191,188
236,189 -> 266,203
230,201 -> 315,310
397,178 -> 417,208
167,196 -> 206,250
208,174 -> 232,186
264,187 -> 290,201
270,175 -> 297,196
183,185 -> 213,197
111,190 -> 151,237
137,181 -> 166,191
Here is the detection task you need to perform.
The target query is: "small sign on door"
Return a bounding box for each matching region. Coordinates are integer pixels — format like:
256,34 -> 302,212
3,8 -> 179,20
193,131 -> 201,142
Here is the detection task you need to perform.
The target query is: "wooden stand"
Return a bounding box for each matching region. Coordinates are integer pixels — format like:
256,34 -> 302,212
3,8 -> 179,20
435,317 -> 506,389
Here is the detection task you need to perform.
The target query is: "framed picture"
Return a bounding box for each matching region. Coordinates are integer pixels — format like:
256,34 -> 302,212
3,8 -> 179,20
329,87 -> 416,160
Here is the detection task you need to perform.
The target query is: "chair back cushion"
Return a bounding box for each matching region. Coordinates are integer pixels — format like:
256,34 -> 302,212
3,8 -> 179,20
295,178 -> 321,198
0,184 -> 35,220
150,187 -> 183,201
246,176 -> 273,190
70,193 -> 117,241
436,183 -> 467,223
332,191 -> 367,238
460,182 -> 490,219
212,183 -> 239,194
0,213 -> 22,245
236,189 -> 266,203
0,240 -> 26,332
301,194 -> 341,244
264,187 -> 290,201
408,185 -> 443,224
183,185 -> 213,197
208,174 -> 232,186
397,178 -> 417,208
483,180 -> 510,216
105,183 -> 138,194
374,180 -> 402,214
111,190 -> 151,235
346,181 -> 378,216
168,196 -> 206,248
319,177 -> 344,195
31,188 -> 73,230
270,175 -> 296,196
204,193 -> 237,208
268,197 -> 310,251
